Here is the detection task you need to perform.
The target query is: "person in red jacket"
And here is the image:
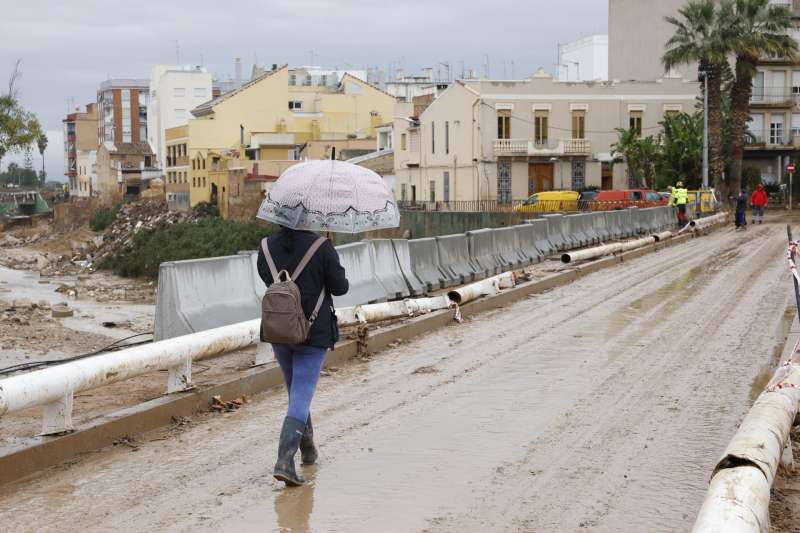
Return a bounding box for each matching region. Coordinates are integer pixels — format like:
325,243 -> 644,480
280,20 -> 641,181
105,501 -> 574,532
750,184 -> 768,225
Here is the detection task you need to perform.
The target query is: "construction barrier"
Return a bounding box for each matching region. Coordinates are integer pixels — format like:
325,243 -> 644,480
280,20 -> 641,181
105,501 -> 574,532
332,241 -> 387,308
591,212 -> 611,241
408,237 -> 450,291
155,254 -> 261,341
467,228 -> 502,278
436,233 -> 479,284
494,226 -> 531,268
512,224 -> 543,265
529,219 -> 555,257
369,239 -> 412,300
604,211 -> 622,240
578,213 -> 600,244
541,214 -> 569,251
564,214 -> 589,248
390,239 -> 427,296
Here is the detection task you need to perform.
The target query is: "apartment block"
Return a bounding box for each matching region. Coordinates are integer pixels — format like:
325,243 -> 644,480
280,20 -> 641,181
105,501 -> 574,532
148,65 -> 213,171
97,79 -> 150,145
558,35 -> 609,82
393,73 -> 698,203
62,103 -> 97,196
164,124 -> 190,211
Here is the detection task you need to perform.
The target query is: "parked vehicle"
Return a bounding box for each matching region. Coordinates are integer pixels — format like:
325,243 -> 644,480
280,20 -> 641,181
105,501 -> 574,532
514,190 -> 580,213
592,189 -> 667,210
687,189 -> 718,214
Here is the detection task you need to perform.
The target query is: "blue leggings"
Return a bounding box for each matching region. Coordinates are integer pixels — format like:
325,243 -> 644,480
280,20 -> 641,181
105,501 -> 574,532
272,344 -> 327,422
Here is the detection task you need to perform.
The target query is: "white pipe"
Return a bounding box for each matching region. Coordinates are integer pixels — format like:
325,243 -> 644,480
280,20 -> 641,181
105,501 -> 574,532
447,272 -> 515,304
692,466 -> 771,533
561,243 -> 622,264
653,231 -> 673,242
620,236 -> 656,252
335,306 -> 359,326
0,319 -> 262,416
693,212 -> 727,230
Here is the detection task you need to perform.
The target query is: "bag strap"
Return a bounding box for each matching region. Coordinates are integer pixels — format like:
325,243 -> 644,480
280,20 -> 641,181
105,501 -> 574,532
261,238 -> 280,281
291,237 -> 327,281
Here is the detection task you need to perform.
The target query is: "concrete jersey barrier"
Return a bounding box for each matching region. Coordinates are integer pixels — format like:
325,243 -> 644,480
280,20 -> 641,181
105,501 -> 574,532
541,214 -> 568,251
369,239 -> 412,300
512,224 -> 543,265
563,214 -> 588,248
155,254 -> 261,341
408,237 -> 450,291
390,239 -> 426,296
494,226 -> 531,268
529,219 -> 555,257
467,228 -> 502,278
577,213 -> 600,244
591,212 -> 610,241
604,211 -> 623,239
436,234 -> 478,284
333,241 -> 387,308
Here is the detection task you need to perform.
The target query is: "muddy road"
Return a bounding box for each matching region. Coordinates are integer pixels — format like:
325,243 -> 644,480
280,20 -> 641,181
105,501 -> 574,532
0,222 -> 793,532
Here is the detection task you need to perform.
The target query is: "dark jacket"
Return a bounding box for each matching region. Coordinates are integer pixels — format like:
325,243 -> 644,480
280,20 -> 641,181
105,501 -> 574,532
257,229 -> 349,349
736,192 -> 748,212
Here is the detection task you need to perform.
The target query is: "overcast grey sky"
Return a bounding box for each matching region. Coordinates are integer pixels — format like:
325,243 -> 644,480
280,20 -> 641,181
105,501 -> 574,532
1,0 -> 608,182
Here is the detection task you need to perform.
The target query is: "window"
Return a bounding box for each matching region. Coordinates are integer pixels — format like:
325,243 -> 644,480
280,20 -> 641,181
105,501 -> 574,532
289,74 -> 297,86
174,109 -> 186,121
429,180 -> 436,202
401,133 -> 407,150
497,160 -> 511,203
793,72 -> 800,95
752,71 -> 765,102
193,87 -> 207,98
174,87 -> 186,97
203,177 -> 206,187
497,111 -> 511,139
192,160 -> 196,170
139,125 -> 146,143
631,191 -> 644,201
431,122 -> 436,153
773,71 -> 787,101
629,111 -> 643,135
571,111 -> 585,139
664,110 -> 680,119
792,113 -> 800,140
770,113 -> 785,144
750,113 -> 765,143
288,101 -> 303,110
401,183 -> 407,201
646,192 -> 661,202
320,75 -> 328,86
571,160 -> 585,190
121,89 -> 130,102
534,111 -> 549,145
445,121 -> 450,154
443,171 -> 450,202
193,177 -> 197,187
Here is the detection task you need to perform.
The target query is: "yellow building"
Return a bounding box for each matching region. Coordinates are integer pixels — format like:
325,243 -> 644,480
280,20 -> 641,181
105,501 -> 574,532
164,125 -> 190,210
181,65 -> 395,207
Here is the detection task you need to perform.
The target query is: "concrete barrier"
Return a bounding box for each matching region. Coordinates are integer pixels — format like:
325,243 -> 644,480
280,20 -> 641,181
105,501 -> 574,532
369,239 -> 411,300
467,228 -> 502,277
155,254 -> 261,341
540,214 -> 568,251
604,211 -> 621,240
408,237 -> 451,291
513,224 -> 543,264
494,226 -> 531,268
390,239 -> 427,296
616,209 -> 633,237
591,212 -> 610,241
333,241 -> 387,308
578,213 -> 600,244
627,208 -> 645,235
436,233 -> 479,284
529,219 -> 555,257
564,214 -> 588,248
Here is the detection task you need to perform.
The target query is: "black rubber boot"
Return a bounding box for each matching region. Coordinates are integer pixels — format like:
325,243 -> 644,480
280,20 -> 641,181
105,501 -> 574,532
273,416 -> 306,486
300,415 -> 318,465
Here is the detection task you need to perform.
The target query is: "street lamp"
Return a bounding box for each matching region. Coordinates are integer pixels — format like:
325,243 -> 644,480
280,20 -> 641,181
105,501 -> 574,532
698,62 -> 713,189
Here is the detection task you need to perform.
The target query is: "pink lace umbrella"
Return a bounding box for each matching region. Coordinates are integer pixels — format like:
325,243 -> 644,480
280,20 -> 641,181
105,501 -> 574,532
256,160 -> 400,234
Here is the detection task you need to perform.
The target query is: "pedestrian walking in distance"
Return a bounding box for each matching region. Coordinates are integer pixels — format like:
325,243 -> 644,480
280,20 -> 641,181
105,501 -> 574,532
735,190 -> 748,230
258,227 -> 349,486
750,184 -> 768,225
255,160 -> 400,487
669,180 -> 689,229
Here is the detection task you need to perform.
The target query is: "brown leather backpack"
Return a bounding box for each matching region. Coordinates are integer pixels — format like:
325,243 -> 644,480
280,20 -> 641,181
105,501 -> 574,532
260,236 -> 326,344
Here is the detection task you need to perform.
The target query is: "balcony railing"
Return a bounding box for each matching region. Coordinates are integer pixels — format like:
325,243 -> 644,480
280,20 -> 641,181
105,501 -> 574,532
493,138 -> 592,156
397,199 -> 667,213
750,87 -> 794,105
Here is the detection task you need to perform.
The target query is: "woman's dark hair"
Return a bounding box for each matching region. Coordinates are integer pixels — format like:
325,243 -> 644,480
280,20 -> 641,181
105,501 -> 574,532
279,226 -> 297,253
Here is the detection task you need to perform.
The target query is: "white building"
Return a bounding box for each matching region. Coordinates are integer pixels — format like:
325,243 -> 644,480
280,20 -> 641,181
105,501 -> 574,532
148,65 -> 213,171
384,69 -> 452,103
557,35 -> 609,82
73,150 -> 97,198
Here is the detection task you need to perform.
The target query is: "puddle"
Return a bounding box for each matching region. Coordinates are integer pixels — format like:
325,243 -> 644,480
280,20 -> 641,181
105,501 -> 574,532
749,305 -> 798,401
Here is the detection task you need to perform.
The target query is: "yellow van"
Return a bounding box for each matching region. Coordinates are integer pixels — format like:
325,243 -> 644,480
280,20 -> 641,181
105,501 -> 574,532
514,190 -> 580,213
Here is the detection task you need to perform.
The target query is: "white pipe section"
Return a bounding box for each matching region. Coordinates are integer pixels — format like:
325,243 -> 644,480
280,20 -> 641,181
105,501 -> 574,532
447,272 -> 515,304
653,231 -> 673,242
335,306 -> 359,326
692,467 -> 771,533
693,212 -> 727,230
0,319 -> 262,416
561,243 -> 622,264
620,236 -> 656,252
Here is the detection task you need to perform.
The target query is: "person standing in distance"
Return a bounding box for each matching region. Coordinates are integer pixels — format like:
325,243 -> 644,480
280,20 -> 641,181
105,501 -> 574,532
750,184 -> 768,225
257,226 -> 349,486
669,181 -> 689,228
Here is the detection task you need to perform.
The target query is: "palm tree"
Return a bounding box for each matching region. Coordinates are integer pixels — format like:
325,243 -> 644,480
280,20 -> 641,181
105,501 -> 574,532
611,127 -> 660,189
726,0 -> 797,196
663,0 -> 729,194
36,131 -> 47,185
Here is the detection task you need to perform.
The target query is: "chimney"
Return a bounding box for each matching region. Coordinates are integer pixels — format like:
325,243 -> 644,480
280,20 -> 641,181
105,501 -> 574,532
235,58 -> 242,85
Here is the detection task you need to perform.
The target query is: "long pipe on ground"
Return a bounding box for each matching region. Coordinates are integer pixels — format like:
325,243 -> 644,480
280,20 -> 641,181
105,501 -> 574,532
692,345 -> 800,532
653,231 -> 673,242
561,236 -> 659,264
447,272 -> 515,304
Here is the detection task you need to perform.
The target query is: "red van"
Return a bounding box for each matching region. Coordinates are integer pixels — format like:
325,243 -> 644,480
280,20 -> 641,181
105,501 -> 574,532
593,189 -> 667,210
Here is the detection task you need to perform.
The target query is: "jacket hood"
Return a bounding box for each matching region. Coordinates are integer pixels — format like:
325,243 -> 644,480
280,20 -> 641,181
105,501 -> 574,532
757,184 -> 764,191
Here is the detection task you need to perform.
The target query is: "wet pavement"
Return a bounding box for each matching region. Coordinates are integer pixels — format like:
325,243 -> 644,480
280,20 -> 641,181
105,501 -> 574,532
0,221 -> 793,532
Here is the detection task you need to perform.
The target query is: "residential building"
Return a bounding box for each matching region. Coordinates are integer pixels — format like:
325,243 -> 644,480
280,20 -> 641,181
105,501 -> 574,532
180,65 -> 395,207
385,69 -> 451,102
393,73 -> 698,203
148,65 -> 213,171
73,150 -> 97,198
164,124 -> 190,210
95,142 -> 158,199
62,103 -> 97,195
557,35 -> 609,81
298,138 -> 377,160
97,79 -> 150,146
348,149 -> 395,198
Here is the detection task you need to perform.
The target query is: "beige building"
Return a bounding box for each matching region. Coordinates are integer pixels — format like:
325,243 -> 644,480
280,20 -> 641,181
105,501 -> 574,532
164,125 -> 190,210
394,72 -> 699,203
95,142 -> 158,200
63,103 -> 98,196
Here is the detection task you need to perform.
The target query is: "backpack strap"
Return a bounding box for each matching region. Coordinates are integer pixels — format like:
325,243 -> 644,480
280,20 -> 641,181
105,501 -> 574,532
293,237 -> 328,324
261,238 -> 281,281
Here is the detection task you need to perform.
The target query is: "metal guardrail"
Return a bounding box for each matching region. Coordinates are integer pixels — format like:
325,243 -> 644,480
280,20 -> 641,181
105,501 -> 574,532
398,200 -> 668,213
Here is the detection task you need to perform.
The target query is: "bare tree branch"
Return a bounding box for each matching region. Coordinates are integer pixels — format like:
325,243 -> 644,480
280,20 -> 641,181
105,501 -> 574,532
6,59 -> 22,98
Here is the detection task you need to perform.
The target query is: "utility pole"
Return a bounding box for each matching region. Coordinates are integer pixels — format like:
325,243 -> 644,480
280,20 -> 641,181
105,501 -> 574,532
699,62 -> 712,189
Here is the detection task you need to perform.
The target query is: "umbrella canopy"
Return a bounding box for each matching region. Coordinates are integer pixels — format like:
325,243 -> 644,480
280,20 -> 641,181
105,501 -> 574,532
256,160 -> 400,233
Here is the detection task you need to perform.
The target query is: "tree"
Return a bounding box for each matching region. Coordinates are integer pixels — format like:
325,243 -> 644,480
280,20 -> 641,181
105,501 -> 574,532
725,0 -> 797,197
663,0 -> 729,193
0,60 -> 42,172
36,130 -> 47,184
611,128 -> 660,189
657,112 -> 705,189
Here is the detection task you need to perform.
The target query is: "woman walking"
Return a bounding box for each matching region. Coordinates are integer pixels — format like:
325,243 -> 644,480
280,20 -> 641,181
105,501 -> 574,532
258,227 -> 348,486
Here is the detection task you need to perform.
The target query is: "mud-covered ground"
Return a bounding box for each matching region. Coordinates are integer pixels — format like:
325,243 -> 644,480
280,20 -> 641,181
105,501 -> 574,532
0,218 -> 794,532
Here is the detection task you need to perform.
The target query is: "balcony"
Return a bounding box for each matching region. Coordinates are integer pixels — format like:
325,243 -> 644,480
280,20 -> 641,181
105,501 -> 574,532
494,138 -> 592,157
750,87 -> 794,106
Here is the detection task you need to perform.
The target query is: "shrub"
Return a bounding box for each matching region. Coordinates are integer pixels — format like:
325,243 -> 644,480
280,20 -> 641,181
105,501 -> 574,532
97,217 -> 274,279
90,203 -> 121,231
